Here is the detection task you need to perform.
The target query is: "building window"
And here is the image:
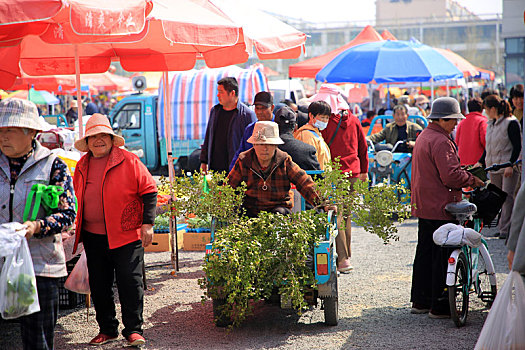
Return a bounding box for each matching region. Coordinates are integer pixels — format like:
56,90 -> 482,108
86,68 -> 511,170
505,38 -> 525,87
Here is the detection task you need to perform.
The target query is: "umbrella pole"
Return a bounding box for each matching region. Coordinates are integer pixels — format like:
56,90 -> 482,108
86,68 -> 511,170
430,79 -> 434,102
74,45 -> 83,138
446,80 -> 449,97
368,84 -> 373,111
163,71 -> 178,272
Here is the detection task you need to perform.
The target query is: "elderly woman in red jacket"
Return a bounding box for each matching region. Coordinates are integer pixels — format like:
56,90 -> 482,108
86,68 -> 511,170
72,114 -> 157,347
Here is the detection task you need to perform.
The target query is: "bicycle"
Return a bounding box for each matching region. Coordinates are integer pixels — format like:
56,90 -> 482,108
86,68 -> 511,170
442,199 -> 497,327
441,160 -> 522,327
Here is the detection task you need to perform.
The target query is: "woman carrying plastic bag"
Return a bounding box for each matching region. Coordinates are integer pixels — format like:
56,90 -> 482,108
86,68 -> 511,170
0,222 -> 40,319
475,181 -> 525,349
0,98 -> 77,350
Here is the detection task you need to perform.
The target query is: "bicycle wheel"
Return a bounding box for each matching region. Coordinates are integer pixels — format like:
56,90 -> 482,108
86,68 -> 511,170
449,252 -> 469,327
476,250 -> 497,307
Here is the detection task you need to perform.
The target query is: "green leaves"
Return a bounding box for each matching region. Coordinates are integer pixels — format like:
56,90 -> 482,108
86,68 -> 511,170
199,211 -> 324,327
161,161 -> 410,327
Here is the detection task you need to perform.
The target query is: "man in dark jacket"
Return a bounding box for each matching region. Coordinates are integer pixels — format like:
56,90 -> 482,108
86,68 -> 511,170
410,97 -> 484,318
275,106 -> 320,171
200,77 -> 256,173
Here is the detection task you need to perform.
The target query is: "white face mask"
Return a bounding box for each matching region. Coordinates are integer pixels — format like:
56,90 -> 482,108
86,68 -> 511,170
314,120 -> 328,131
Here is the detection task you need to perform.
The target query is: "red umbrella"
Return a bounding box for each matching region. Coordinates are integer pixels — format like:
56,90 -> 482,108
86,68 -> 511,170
434,48 -> 479,77
288,25 -> 383,79
0,0 -> 152,85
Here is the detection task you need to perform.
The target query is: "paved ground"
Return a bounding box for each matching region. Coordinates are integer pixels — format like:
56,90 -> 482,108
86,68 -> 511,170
0,219 -> 509,349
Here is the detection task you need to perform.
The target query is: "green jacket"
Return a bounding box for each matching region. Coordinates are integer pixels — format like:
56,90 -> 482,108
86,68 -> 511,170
367,120 -> 422,146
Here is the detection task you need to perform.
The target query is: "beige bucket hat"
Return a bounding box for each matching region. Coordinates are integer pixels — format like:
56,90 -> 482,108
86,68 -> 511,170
74,113 -> 125,152
247,121 -> 284,145
0,98 -> 48,131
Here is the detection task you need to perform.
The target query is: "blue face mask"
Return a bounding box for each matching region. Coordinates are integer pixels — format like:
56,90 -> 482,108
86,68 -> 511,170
314,120 -> 328,131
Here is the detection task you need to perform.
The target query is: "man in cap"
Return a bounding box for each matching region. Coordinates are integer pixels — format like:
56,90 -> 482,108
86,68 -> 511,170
410,97 -> 484,319
227,121 -> 322,217
229,91 -> 274,170
275,106 -> 320,171
201,77 -> 256,173
0,98 -> 76,349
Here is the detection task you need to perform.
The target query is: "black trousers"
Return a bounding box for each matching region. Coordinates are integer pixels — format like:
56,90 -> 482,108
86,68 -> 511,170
20,277 -> 59,350
410,218 -> 455,313
82,231 -> 144,338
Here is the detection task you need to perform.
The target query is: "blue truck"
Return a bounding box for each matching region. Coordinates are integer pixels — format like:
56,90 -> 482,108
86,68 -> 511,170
109,92 -> 202,175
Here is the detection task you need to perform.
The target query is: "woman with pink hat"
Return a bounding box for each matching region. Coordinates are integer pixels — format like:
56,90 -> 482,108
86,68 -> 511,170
71,113 -> 157,346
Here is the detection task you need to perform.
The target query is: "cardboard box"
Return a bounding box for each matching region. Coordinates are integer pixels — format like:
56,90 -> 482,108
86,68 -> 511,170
183,231 -> 211,251
146,224 -> 185,252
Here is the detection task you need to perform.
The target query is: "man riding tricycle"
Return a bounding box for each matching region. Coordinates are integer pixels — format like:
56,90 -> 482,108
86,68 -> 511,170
366,106 -> 428,198
207,121 -> 340,326
165,122 -> 410,328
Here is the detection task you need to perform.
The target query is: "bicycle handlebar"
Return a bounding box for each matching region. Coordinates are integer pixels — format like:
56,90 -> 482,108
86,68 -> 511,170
484,159 -> 522,172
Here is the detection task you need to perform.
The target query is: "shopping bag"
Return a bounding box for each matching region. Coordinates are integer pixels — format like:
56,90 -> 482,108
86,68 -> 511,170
0,237 -> 40,319
475,271 -> 525,350
64,251 -> 90,294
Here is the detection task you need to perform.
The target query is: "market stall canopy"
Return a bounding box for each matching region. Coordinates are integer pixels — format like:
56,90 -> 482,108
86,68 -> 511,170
0,0 -> 153,87
8,88 -> 60,105
381,29 -> 397,41
9,71 -> 131,92
474,67 -> 495,80
316,40 -> 464,84
211,0 -> 306,60
434,48 -> 479,77
0,0 -> 247,83
288,25 -> 383,79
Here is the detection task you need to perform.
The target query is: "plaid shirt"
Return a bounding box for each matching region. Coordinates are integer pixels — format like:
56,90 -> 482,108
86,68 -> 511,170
228,148 -> 320,215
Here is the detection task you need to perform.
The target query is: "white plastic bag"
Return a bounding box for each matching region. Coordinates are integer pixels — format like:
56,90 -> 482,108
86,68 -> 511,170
0,238 -> 40,319
64,251 -> 90,294
475,271 -> 525,350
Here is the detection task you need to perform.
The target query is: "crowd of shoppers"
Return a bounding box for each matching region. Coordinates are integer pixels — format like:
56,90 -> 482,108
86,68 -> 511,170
2,76 -> 524,346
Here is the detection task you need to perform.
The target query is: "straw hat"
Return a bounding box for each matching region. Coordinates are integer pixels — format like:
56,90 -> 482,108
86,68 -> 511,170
74,113 -> 125,152
0,98 -> 48,131
427,97 -> 465,120
70,100 -> 78,108
247,121 -> 284,145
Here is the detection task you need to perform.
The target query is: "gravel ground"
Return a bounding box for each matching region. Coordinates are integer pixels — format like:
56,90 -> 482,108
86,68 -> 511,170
0,219 -> 510,350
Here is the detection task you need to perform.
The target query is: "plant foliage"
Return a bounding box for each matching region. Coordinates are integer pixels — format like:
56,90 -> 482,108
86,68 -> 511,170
159,162 -> 410,327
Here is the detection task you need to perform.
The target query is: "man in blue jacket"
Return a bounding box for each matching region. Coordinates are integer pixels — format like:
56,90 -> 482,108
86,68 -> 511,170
200,77 -> 256,173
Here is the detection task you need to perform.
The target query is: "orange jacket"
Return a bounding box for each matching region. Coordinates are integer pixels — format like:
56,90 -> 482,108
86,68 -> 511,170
73,146 -> 157,252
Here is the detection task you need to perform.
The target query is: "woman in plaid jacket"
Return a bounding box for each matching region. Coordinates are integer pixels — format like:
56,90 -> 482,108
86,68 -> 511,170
228,121 -> 321,217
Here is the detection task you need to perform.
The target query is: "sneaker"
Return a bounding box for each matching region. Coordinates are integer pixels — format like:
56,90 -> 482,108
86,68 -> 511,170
410,303 -> 430,314
428,310 -> 451,319
89,333 -> 118,346
337,259 -> 353,273
127,333 -> 146,346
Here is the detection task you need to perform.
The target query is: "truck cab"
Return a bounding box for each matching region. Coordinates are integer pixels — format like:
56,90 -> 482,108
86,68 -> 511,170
109,93 -> 203,175
110,93 -> 163,173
